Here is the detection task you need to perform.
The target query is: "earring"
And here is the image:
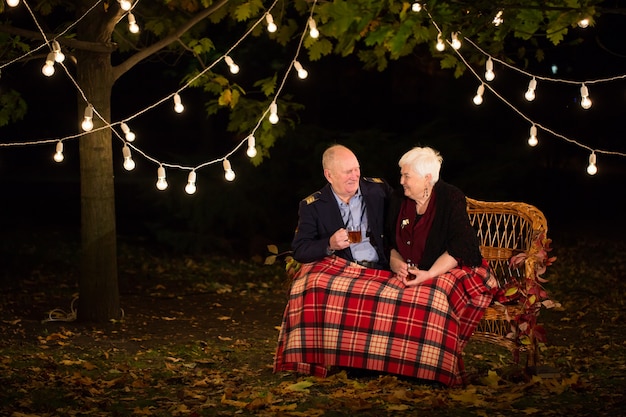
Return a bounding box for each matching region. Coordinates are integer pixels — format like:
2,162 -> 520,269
423,187 -> 429,198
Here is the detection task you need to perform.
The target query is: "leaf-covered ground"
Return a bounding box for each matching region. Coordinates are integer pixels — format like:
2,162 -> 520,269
1,230 -> 625,416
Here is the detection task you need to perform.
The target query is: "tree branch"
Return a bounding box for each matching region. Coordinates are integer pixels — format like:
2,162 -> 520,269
0,23 -> 117,53
111,0 -> 230,82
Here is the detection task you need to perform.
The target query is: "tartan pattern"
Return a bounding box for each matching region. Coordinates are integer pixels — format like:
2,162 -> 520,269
273,256 -> 495,386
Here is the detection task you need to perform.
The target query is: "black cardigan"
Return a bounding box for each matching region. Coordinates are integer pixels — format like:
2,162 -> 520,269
385,180 -> 483,269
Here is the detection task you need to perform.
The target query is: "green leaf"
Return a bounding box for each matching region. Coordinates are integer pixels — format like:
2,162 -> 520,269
253,75 -> 277,98
287,380 -> 314,392
234,2 -> 252,21
307,38 -> 333,61
505,287 -> 519,297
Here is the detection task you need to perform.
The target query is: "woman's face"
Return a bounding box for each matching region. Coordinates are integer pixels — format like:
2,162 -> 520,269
400,164 -> 429,201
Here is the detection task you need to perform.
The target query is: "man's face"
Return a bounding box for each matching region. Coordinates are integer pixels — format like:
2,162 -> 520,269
325,150 -> 360,198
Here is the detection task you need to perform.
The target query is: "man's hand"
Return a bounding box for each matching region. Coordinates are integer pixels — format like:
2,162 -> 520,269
328,228 -> 351,251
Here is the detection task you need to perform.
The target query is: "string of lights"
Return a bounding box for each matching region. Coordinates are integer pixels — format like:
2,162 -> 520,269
414,2 -> 626,175
1,0 -> 624,190
1,0 -> 319,193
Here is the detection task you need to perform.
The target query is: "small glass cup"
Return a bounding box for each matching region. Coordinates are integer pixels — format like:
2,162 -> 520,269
347,225 -> 362,243
407,261 -> 418,281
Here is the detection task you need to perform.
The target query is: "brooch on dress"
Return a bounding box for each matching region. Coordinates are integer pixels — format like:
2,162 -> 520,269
401,218 -> 410,229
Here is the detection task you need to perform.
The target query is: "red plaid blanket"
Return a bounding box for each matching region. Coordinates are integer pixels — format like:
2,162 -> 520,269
273,256 -> 495,386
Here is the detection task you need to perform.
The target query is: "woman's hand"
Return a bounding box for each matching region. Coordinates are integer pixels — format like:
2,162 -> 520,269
400,267 -> 433,286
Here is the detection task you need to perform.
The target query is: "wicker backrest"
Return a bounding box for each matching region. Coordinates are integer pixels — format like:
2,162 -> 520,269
466,198 -> 548,287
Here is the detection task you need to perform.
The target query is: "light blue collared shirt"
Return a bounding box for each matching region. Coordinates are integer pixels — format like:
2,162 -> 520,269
331,188 -> 379,263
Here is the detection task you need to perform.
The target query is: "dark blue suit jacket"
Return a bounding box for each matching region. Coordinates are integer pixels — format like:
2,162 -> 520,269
292,177 -> 393,267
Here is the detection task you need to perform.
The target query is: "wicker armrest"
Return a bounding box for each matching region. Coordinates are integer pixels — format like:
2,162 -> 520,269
466,197 -> 548,287
466,197 -> 549,367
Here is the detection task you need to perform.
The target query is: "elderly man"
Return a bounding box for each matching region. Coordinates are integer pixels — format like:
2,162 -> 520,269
291,144 -> 393,269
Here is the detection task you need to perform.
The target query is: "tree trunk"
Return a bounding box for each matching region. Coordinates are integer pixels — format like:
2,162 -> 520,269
75,9 -> 120,322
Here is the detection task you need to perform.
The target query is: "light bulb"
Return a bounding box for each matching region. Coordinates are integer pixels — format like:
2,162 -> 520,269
119,0 -> 131,11
485,57 -> 495,81
122,144 -> 135,171
81,104 -> 94,131
525,78 -> 537,101
493,10 -> 504,26
580,84 -> 592,109
6,0 -> 20,7
51,40 -> 65,63
435,33 -> 445,51
451,32 -> 461,50
128,13 -> 139,33
473,84 -> 485,105
156,166 -> 168,190
120,122 -> 136,142
411,2 -> 422,12
42,52 -> 55,76
587,152 -> 597,175
173,93 -> 184,113
266,13 -> 277,32
224,55 -> 239,74
308,17 -> 319,38
294,61 -> 308,79
185,171 -> 197,194
578,18 -> 590,28
269,101 -> 279,124
53,141 -> 64,162
246,135 -> 257,158
223,159 -> 236,181
528,125 -> 538,147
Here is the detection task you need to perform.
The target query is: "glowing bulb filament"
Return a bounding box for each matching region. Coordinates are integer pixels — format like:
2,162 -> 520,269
156,166 -> 168,190
269,101 -> 279,124
120,122 -> 136,142
185,171 -> 197,194
580,84 -> 592,109
224,55 -> 240,74
51,40 -> 65,63
435,33 -> 445,51
122,144 -> 135,171
578,18 -> 590,28
119,0 -> 131,11
473,84 -> 485,105
451,32 -> 461,50
246,135 -> 257,158
266,13 -> 277,32
587,152 -> 597,175
42,52 -> 56,76
128,13 -> 139,33
293,61 -> 308,79
525,77 -> 537,101
81,104 -> 94,131
173,93 -> 184,113
53,141 -> 64,162
485,57 -> 495,81
308,17 -> 319,38
528,125 -> 538,147
493,10 -> 504,26
223,159 -> 236,181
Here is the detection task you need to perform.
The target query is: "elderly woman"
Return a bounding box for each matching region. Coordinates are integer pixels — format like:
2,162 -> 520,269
387,146 -> 484,283
274,147 -> 495,387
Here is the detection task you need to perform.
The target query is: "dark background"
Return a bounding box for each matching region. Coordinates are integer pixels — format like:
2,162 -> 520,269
1,13 -> 625,258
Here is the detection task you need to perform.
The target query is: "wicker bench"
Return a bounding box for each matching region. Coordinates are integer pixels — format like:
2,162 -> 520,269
466,197 -> 550,368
